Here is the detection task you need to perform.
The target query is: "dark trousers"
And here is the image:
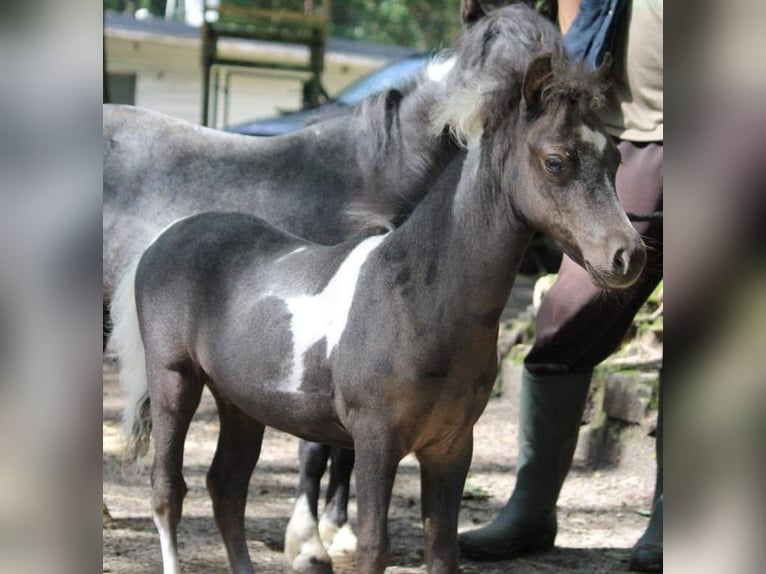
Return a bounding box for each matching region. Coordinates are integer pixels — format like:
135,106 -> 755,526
526,139 -> 663,375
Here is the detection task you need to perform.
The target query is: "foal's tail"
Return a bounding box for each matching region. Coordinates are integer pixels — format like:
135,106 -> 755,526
110,257 -> 152,469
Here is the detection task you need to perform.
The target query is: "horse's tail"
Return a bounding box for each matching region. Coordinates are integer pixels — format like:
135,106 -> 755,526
110,256 -> 152,470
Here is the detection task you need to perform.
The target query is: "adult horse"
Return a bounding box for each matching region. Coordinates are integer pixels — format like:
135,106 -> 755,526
104,0 -> 561,562
112,39 -> 645,574
102,1 -> 548,303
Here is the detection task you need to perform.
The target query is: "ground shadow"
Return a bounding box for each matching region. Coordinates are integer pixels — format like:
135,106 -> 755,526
459,546 -> 634,573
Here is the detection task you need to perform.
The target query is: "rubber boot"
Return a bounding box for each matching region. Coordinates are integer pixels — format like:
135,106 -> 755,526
630,495 -> 663,571
459,368 -> 591,560
630,378 -> 662,572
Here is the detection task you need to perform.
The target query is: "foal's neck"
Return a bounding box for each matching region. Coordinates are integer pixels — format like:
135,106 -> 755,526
386,143 -> 533,328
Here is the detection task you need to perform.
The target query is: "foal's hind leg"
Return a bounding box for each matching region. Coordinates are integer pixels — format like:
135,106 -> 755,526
285,440 -> 333,573
319,447 -> 357,562
148,365 -> 204,574
207,394 -> 265,574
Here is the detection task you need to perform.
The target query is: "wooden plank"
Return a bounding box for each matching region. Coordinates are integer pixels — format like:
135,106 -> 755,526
216,5 -> 328,25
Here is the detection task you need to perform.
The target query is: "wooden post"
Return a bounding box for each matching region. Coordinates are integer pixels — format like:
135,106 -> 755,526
201,22 -> 216,126
200,0 -> 331,121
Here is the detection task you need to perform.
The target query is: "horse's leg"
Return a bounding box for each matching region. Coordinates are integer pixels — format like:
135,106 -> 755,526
103,300 -> 111,519
148,365 -> 204,574
416,432 -> 473,574
206,394 -> 265,574
353,433 -> 400,574
285,440 -> 333,574
319,447 -> 357,561
103,299 -> 111,350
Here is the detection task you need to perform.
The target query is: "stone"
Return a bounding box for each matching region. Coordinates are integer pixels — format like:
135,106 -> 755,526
499,357 -> 523,420
604,373 -> 652,424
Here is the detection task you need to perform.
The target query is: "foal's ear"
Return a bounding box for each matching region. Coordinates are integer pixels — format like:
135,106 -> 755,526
522,53 -> 553,109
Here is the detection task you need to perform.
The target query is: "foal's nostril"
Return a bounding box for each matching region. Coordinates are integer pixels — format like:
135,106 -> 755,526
612,248 -> 627,276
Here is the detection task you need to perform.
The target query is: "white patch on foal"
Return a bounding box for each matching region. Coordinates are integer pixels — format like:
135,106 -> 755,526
283,235 -> 386,391
284,494 -> 332,571
576,124 -> 608,155
153,512 -> 181,574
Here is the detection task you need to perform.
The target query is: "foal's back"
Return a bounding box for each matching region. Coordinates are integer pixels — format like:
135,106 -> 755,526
135,213 -> 350,348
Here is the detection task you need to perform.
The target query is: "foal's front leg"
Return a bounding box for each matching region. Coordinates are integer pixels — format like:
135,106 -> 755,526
416,432 -> 473,574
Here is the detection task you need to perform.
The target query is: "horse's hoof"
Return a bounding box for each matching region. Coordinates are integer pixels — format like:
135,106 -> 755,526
318,518 -> 339,548
290,553 -> 334,574
287,529 -> 334,574
324,523 -> 357,563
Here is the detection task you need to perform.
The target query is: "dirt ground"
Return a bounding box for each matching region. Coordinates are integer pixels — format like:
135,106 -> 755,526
103,354 -> 655,574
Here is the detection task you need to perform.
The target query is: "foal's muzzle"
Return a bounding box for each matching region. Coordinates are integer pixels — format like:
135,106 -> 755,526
587,233 -> 647,289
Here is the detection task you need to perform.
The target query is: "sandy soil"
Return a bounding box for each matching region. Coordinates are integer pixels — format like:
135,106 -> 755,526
103,355 -> 655,574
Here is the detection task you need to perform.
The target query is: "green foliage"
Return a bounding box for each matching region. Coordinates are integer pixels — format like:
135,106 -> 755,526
331,0 -> 463,49
634,281 -> 663,337
104,0 -> 127,11
105,1 -> 465,48
104,1 -> 166,16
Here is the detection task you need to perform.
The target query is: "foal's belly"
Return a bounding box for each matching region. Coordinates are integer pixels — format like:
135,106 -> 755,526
202,364 -> 353,448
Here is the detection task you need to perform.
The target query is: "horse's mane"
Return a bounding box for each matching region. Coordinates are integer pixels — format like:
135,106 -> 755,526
341,3 -> 609,237
345,72 -> 455,236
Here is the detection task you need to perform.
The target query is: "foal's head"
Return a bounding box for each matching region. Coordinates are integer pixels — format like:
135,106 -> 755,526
464,53 -> 646,290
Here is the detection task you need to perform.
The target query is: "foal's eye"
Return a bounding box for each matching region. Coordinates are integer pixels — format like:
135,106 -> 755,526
543,154 -> 567,174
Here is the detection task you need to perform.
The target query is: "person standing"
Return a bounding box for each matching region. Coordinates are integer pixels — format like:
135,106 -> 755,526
459,1 -> 663,571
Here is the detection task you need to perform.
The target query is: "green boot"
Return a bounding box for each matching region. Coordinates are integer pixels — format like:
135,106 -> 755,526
630,380 -> 662,572
459,368 -> 591,561
630,495 -> 663,571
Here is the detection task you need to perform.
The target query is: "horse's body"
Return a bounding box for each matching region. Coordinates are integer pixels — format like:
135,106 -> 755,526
104,2 -> 567,563
103,88 -> 455,294
102,1 -> 563,299
113,30 -> 646,572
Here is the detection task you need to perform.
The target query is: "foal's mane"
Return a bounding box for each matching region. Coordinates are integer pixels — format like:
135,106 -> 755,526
537,58 -> 610,112
450,50 -> 611,152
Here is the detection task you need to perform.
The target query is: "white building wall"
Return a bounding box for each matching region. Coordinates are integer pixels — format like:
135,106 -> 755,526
105,28 -> 387,126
